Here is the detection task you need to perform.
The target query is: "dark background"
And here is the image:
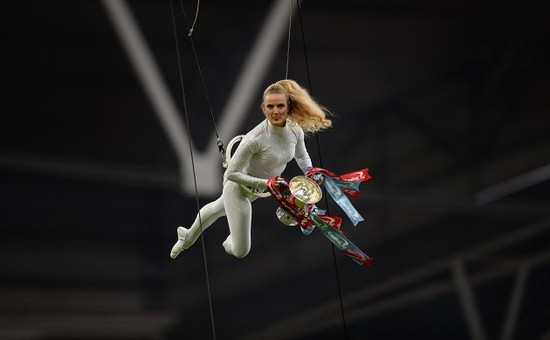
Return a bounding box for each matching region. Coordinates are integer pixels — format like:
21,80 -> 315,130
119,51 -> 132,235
2,1 -> 550,339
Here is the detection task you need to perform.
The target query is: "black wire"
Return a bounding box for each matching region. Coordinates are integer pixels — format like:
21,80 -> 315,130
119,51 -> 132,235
296,1 -> 349,339
177,0 -> 227,164
285,0 -> 293,79
169,1 -> 217,339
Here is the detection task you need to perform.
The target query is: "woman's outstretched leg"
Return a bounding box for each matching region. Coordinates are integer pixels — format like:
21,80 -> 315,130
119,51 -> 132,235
221,181 -> 253,258
170,196 -> 225,259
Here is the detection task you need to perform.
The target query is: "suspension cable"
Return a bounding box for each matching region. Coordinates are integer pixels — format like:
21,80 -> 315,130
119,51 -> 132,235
176,0 -> 228,166
285,0 -> 293,79
296,1 -> 349,338
169,1 -> 217,339
187,0 -> 200,36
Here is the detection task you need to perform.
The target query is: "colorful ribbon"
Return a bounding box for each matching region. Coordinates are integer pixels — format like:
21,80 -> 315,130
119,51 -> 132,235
306,167 -> 371,226
266,168 -> 373,266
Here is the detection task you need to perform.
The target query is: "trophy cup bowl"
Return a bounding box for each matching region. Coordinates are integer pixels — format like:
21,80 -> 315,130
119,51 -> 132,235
275,176 -> 322,226
289,176 -> 322,206
276,207 -> 298,226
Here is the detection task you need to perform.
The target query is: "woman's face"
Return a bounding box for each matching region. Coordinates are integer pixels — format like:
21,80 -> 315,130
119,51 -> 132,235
263,93 -> 289,127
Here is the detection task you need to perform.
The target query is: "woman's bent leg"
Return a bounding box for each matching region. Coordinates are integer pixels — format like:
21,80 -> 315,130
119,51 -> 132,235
222,182 -> 253,258
170,196 -> 225,259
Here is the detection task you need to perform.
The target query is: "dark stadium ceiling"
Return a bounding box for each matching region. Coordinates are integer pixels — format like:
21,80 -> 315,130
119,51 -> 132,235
2,0 -> 549,339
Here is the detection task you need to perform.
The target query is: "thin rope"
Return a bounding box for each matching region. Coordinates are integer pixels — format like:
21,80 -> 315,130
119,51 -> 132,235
187,0 -> 200,36
285,0 -> 293,79
169,1 -> 217,339
296,1 -> 349,338
177,0 -> 227,166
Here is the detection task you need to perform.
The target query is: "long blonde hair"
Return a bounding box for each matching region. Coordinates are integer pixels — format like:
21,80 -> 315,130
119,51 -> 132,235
263,79 -> 332,133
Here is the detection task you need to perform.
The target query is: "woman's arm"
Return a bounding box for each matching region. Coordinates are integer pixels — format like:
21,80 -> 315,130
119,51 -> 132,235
225,137 -> 268,189
294,127 -> 313,173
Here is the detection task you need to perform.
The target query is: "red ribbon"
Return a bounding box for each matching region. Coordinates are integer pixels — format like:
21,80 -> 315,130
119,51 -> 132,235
266,177 -> 312,228
306,167 -> 371,198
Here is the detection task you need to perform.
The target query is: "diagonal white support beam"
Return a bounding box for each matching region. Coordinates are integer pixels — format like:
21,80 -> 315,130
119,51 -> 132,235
451,259 -> 487,340
102,0 -> 294,196
499,264 -> 529,340
474,163 -> 550,205
101,0 -> 207,194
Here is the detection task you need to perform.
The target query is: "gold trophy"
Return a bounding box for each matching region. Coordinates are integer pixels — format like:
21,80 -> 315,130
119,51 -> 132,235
276,176 -> 322,226
289,176 -> 323,206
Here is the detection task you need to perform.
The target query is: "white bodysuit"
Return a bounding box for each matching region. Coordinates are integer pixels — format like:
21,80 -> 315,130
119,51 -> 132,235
180,119 -> 312,258
224,119 -> 312,188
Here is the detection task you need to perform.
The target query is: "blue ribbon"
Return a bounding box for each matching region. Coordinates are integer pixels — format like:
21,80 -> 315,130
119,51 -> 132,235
322,176 -> 364,226
310,212 -> 370,265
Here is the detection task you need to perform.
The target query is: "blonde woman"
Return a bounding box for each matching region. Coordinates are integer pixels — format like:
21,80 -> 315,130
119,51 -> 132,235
170,79 -> 332,259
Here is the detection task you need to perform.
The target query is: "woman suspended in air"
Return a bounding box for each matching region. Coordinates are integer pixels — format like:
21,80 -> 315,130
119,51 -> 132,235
170,79 -> 332,259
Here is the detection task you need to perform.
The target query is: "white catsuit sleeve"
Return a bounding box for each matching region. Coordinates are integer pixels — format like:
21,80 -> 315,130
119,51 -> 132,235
294,127 -> 312,173
224,136 -> 269,189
